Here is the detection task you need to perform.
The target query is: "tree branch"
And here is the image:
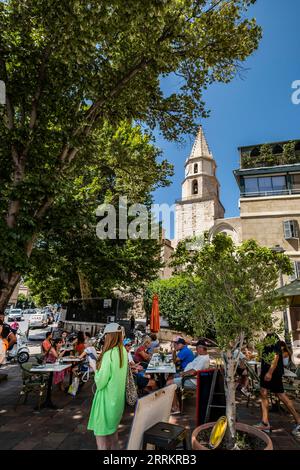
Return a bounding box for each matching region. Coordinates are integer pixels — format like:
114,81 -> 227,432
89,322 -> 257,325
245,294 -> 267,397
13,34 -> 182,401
29,46 -> 51,130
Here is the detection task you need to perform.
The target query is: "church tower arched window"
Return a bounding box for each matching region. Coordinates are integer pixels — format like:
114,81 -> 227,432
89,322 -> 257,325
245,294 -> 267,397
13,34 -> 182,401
192,180 -> 198,195
194,163 -> 198,174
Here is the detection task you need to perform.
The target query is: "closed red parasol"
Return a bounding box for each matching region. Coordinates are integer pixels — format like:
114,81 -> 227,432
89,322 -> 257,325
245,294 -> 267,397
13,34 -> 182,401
150,294 -> 160,333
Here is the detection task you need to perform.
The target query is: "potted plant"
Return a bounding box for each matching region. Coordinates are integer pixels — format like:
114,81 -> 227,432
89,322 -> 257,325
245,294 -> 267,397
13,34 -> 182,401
171,233 -> 292,450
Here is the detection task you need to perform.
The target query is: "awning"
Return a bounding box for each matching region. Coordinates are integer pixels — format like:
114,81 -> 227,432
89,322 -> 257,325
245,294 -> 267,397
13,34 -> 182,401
275,279 -> 300,298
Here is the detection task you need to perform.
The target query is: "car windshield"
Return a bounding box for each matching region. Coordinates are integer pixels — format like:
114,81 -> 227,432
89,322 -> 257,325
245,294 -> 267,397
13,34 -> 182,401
10,310 -> 21,314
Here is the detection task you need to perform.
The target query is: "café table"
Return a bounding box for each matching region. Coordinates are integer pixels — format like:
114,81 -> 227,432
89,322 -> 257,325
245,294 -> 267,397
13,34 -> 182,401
61,357 -> 84,386
146,355 -> 176,388
30,363 -> 71,409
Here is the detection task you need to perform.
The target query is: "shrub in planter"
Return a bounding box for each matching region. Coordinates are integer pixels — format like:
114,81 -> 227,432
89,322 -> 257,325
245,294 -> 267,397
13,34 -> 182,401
171,233 -> 292,449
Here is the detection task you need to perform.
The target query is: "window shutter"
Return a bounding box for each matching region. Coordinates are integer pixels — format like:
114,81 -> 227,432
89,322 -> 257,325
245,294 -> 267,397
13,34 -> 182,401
290,261 -> 300,281
284,221 -> 292,239
283,220 -> 299,239
296,261 -> 300,279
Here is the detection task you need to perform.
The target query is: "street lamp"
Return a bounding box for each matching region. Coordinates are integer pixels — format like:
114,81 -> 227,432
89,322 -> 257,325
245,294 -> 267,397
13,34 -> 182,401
271,245 -> 290,345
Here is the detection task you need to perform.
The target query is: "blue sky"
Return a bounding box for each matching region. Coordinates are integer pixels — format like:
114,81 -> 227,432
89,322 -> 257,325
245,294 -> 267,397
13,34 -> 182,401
153,0 -> 300,236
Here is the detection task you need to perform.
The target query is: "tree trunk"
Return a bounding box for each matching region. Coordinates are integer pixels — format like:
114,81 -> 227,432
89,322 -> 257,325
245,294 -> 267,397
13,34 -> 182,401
77,269 -> 91,299
0,271 -> 21,314
224,351 -> 236,449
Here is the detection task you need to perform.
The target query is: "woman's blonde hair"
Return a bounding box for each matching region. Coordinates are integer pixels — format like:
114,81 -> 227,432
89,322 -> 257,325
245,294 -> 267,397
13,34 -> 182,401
142,336 -> 151,346
96,331 -> 124,370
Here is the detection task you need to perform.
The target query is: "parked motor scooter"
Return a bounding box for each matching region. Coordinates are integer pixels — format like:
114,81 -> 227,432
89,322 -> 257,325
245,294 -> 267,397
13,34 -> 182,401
6,329 -> 30,364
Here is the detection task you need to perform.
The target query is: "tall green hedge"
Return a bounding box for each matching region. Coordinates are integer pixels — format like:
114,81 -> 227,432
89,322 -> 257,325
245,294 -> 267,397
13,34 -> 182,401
144,276 -> 201,336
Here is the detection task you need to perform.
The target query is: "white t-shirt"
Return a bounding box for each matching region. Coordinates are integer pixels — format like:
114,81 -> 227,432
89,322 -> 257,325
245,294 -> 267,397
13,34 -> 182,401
184,354 -> 210,385
128,351 -> 134,363
84,346 -> 97,372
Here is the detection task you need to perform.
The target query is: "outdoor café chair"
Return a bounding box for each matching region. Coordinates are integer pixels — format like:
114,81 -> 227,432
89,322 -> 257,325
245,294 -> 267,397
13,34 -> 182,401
177,374 -> 197,414
15,362 -> 49,411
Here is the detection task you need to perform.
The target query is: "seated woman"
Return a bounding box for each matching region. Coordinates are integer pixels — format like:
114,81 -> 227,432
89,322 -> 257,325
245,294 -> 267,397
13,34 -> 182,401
73,331 -> 86,356
41,331 -> 53,358
124,338 -> 157,394
233,346 -> 253,397
133,337 -> 152,366
147,334 -> 160,354
45,338 -> 68,391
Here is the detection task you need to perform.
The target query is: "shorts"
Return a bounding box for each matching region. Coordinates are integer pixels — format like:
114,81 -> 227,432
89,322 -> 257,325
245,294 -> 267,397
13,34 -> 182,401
173,377 -> 196,390
260,373 -> 284,394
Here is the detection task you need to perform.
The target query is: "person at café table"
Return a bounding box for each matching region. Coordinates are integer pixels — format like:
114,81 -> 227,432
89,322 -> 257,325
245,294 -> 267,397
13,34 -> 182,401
172,338 -> 194,371
123,338 -> 157,394
73,331 -> 86,356
133,336 -> 152,366
44,338 -> 69,391
167,340 -> 210,413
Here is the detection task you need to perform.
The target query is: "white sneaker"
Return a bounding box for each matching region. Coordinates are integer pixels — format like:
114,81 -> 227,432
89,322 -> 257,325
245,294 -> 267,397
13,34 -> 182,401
292,424 -> 300,438
254,422 -> 271,433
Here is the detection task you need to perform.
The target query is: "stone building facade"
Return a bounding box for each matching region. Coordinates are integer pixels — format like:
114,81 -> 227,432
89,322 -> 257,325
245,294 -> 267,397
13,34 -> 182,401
170,129 -> 300,353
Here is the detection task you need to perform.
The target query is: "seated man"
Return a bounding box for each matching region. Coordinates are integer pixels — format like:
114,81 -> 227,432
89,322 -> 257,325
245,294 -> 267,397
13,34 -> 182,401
172,338 -> 194,371
167,340 -> 210,413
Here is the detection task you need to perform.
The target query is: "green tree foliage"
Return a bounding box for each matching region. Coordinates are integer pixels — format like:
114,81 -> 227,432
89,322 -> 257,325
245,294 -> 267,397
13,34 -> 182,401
25,122 -> 170,303
171,233 -> 292,446
173,234 -> 292,349
0,0 -> 261,311
144,275 -> 201,335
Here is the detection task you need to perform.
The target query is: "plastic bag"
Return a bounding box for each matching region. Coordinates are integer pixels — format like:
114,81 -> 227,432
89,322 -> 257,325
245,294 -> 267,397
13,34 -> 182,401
68,376 -> 79,396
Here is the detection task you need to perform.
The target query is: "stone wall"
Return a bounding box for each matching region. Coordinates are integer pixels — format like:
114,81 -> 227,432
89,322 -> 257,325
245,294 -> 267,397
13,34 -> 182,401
240,195 -> 300,256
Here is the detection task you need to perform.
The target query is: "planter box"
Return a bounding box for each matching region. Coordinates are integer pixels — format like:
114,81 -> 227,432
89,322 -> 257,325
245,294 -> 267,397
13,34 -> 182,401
192,422 -> 273,450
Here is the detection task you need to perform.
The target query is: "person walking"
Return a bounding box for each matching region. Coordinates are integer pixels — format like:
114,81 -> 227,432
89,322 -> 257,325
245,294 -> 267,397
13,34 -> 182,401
130,315 -> 135,332
87,323 -> 128,450
256,333 -> 300,437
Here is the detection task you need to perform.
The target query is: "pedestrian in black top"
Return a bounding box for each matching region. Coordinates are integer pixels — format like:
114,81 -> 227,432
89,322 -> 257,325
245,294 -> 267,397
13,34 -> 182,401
130,315 -> 135,332
255,333 -> 300,437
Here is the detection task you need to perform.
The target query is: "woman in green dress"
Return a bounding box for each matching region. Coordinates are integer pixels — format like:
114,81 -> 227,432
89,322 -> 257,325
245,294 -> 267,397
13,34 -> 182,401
87,323 -> 128,450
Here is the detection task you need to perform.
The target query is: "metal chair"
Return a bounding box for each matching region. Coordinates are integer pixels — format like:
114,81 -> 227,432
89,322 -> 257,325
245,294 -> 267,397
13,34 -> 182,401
177,374 -> 197,413
15,362 -> 49,410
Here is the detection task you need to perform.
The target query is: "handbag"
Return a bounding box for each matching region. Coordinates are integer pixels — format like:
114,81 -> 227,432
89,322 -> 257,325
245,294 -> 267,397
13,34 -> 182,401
68,376 -> 80,396
126,363 -> 138,406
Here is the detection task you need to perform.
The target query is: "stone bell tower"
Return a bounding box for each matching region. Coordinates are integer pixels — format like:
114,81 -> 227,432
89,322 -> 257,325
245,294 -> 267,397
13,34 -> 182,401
175,126 -> 225,241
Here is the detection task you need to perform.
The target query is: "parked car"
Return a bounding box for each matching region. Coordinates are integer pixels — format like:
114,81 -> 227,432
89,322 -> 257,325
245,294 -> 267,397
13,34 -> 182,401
8,309 -> 24,322
28,312 -> 48,329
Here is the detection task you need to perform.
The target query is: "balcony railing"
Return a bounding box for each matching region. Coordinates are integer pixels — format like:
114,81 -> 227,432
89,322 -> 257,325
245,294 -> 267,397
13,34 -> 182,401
240,188 -> 300,198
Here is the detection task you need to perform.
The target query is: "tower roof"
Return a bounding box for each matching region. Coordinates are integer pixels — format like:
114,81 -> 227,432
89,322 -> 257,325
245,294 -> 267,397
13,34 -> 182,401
186,126 -> 213,163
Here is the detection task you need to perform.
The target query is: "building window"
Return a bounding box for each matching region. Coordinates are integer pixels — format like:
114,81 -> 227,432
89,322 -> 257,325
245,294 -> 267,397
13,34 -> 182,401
243,176 -> 287,196
194,163 -> 198,174
192,180 -> 198,195
292,174 -> 300,191
283,220 -> 299,239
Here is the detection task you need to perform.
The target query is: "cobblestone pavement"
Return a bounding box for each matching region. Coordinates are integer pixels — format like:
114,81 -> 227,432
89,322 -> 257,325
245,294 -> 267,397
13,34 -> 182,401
0,360 -> 300,450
